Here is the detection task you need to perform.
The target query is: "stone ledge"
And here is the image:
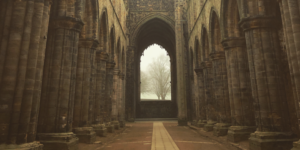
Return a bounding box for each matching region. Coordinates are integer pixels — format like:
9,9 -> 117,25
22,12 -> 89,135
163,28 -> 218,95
188,123 -> 249,150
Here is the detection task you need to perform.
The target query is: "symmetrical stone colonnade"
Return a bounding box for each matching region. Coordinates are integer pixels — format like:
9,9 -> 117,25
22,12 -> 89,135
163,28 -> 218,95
188,0 -> 300,150
0,0 -> 127,149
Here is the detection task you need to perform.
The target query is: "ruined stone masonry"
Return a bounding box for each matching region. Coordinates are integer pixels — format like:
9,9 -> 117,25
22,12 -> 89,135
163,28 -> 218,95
1,0 -> 300,150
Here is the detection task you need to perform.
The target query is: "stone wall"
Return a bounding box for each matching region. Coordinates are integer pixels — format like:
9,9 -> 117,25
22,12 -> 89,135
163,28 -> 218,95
136,100 -> 177,118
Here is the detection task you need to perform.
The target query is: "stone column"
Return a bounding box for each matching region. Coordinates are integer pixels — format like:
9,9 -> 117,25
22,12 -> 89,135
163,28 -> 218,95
0,0 -> 51,149
210,51 -> 231,136
72,39 -> 97,143
175,4 -> 188,126
221,37 -> 256,142
194,68 -> 207,128
281,1 -> 300,149
105,62 -> 115,133
240,16 -> 297,150
125,46 -> 136,122
202,61 -> 217,131
92,50 -> 108,137
112,69 -> 121,130
37,16 -> 83,149
119,73 -> 126,127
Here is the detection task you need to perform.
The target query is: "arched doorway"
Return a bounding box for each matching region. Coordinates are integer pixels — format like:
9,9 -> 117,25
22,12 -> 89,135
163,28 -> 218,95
132,17 -> 177,119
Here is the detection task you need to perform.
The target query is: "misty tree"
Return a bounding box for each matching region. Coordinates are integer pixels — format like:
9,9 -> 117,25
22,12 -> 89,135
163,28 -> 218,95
140,71 -> 151,94
148,54 -> 171,100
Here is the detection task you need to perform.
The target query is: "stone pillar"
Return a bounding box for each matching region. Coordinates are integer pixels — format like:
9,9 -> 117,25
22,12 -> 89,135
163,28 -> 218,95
202,61 -> 217,131
240,16 -> 297,150
72,39 -> 98,143
175,4 -> 188,126
105,62 -> 115,133
0,0 -> 51,149
119,73 -> 126,127
221,37 -> 256,142
37,16 -> 84,150
112,69 -> 120,130
92,50 -> 108,137
125,46 -> 136,122
210,51 -> 231,136
282,1 -> 300,149
194,68 -> 207,128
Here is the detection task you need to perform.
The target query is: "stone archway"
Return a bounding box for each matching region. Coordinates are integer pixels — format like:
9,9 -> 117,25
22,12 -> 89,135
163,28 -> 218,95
128,17 -> 177,119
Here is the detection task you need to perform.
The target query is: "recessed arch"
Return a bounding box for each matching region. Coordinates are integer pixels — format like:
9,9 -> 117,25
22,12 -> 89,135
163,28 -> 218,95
209,9 -> 223,53
194,37 -> 200,68
109,26 -> 115,61
201,27 -> 209,61
99,8 -> 109,52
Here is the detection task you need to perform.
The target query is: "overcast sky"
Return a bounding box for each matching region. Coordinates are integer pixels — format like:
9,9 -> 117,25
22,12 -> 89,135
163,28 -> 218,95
140,44 -> 171,100
140,44 -> 169,71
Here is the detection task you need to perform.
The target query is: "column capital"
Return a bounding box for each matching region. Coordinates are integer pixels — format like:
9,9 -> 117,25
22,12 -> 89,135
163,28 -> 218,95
50,17 -> 84,32
114,69 -> 120,75
200,61 -> 212,69
194,68 -> 203,76
239,16 -> 279,31
106,61 -> 115,69
79,39 -> 99,48
96,50 -> 109,62
222,37 -> 246,49
210,51 -> 226,61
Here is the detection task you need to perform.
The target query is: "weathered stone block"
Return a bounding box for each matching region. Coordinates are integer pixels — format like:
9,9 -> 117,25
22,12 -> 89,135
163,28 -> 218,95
37,132 -> 78,150
204,121 -> 217,132
120,121 -> 126,128
249,132 -> 297,150
213,123 -> 231,136
107,124 -> 115,133
92,124 -> 107,137
0,142 -> 43,150
73,127 -> 96,144
292,140 -> 300,150
227,126 -> 256,143
197,120 -> 207,128
112,121 -> 120,130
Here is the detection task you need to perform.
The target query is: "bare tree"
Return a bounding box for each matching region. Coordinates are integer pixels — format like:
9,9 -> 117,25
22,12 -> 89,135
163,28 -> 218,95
148,54 -> 171,100
140,71 -> 151,94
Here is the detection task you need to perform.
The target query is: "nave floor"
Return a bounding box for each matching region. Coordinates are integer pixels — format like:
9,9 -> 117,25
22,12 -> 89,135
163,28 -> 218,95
79,120 -> 230,150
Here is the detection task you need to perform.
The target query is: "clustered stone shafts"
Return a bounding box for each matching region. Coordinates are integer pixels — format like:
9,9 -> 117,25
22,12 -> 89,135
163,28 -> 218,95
201,60 -> 217,131
125,46 -> 135,122
94,50 -> 109,125
210,51 -> 231,136
222,37 -> 256,142
0,0 -> 50,148
105,62 -> 115,123
194,68 -> 206,127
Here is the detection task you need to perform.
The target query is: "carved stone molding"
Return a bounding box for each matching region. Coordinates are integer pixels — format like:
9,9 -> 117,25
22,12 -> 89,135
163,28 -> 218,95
106,61 -> 116,69
96,50 -> 109,62
50,17 -> 84,32
79,39 -> 99,48
222,37 -> 246,49
210,51 -> 226,61
239,16 -> 279,31
200,61 -> 212,69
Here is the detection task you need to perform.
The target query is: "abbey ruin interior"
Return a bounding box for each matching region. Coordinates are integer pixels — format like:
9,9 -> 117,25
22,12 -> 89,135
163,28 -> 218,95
1,0 -> 300,150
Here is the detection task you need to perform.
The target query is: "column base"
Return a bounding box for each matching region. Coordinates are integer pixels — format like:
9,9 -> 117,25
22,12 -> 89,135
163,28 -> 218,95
106,123 -> 115,133
119,121 -> 126,128
197,120 -> 207,128
291,140 -> 300,150
92,124 -> 107,137
73,127 -> 96,144
112,121 -> 120,130
191,120 -> 197,126
227,126 -> 256,143
0,141 -> 43,150
213,123 -> 231,136
249,131 -> 297,150
204,121 -> 217,132
127,118 -> 135,122
178,119 -> 188,126
37,132 -> 78,150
